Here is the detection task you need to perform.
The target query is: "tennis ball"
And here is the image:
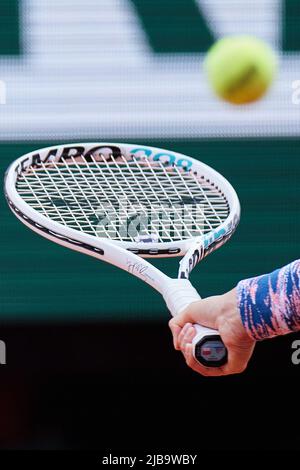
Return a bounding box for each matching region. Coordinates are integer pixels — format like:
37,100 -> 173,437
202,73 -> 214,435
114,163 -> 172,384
205,36 -> 277,105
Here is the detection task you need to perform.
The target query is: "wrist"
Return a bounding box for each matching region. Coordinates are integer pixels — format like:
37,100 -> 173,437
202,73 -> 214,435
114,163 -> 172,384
217,288 -> 254,344
237,262 -> 300,340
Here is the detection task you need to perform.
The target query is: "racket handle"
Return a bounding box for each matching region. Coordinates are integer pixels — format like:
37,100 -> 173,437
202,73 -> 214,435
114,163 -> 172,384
192,324 -> 227,368
162,279 -> 227,367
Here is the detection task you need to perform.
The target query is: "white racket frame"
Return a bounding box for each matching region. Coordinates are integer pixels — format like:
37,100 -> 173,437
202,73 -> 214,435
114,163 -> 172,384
5,143 -> 241,367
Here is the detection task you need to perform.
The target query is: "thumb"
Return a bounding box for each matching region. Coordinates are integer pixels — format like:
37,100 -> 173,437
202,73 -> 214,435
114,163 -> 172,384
173,296 -> 221,329
169,296 -> 221,348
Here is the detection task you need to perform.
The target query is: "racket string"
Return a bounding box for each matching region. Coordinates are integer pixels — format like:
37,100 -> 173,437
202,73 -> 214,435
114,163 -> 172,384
132,156 -> 196,240
16,156 -> 230,242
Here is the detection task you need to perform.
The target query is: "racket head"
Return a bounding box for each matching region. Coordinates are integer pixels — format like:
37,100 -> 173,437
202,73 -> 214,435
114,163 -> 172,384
4,143 -> 240,261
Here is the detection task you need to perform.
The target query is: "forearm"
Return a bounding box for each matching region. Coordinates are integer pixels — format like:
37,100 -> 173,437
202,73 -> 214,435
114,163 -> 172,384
237,260 -> 300,340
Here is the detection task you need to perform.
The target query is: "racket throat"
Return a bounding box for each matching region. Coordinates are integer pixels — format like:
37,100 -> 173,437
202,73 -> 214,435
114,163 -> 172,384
178,240 -> 205,279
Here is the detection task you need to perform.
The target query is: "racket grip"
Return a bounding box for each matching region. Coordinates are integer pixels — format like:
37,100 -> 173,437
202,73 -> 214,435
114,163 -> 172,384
162,279 -> 227,367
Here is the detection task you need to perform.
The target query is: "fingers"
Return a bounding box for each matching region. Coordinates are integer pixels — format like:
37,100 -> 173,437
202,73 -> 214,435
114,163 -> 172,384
183,344 -> 224,377
178,324 -> 195,350
168,320 -> 182,350
172,323 -> 224,377
169,297 -> 221,355
177,323 -> 193,350
173,316 -> 255,377
180,338 -> 255,377
169,323 -> 181,350
182,343 -> 238,377
169,290 -> 256,377
169,321 -> 197,350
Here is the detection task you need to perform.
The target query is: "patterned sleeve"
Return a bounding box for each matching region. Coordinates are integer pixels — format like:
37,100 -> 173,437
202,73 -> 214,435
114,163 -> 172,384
237,260 -> 300,340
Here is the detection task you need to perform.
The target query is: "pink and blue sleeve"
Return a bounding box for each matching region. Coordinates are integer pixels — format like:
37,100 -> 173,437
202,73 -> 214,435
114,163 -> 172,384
237,260 -> 300,340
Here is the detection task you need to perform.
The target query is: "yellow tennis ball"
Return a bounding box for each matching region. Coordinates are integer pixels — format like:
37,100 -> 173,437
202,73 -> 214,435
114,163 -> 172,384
205,36 -> 277,105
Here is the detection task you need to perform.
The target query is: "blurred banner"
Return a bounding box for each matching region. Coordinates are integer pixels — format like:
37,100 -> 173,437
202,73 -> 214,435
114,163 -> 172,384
0,0 -> 299,140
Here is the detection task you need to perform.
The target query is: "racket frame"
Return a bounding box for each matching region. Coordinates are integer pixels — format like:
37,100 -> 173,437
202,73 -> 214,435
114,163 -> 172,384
5,142 -> 240,258
5,143 -> 241,367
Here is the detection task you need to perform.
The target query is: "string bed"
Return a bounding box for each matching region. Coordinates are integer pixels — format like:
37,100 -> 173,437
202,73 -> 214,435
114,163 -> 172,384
16,154 -> 229,242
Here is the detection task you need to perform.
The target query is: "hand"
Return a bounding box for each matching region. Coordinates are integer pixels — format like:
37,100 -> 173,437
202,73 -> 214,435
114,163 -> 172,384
168,288 -> 256,376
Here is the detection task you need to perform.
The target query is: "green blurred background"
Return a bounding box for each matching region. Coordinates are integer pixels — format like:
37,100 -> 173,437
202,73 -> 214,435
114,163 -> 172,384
1,139 -> 300,321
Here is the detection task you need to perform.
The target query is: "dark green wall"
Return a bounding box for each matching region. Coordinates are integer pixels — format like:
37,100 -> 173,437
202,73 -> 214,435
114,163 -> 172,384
0,0 -> 20,55
283,0 -> 300,51
130,0 -> 214,52
1,139 -> 300,322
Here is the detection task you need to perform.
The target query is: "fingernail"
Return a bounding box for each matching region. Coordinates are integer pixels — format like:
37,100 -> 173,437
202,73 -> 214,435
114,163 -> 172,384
187,326 -> 195,337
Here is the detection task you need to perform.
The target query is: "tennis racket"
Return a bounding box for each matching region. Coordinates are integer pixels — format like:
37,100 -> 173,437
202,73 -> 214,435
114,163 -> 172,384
4,143 -> 240,367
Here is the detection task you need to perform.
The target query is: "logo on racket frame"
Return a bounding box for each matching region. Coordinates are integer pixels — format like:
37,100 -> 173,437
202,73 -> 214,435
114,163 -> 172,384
18,144 -> 194,172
